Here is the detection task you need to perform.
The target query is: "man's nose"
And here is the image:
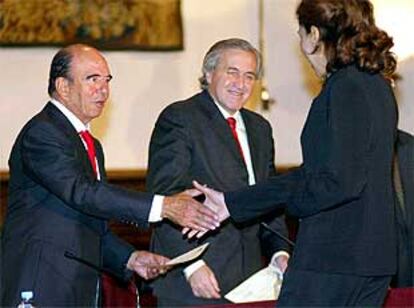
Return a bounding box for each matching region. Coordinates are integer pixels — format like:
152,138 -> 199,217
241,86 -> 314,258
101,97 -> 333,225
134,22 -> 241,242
98,82 -> 109,95
232,75 -> 245,88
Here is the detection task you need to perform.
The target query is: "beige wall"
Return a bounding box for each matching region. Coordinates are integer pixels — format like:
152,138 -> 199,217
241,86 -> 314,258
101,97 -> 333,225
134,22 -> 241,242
1,0 -> 413,171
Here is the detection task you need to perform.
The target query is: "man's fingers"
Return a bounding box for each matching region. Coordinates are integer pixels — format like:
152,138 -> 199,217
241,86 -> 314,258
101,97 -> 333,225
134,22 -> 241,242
182,227 -> 201,238
140,269 -> 149,280
147,268 -> 158,279
189,265 -> 221,299
184,188 -> 203,197
191,229 -> 202,238
191,206 -> 219,229
163,195 -> 219,230
209,289 -> 221,299
210,275 -> 220,293
192,288 -> 201,297
192,217 -> 216,231
201,280 -> 220,299
187,221 -> 208,232
195,204 -> 219,224
182,227 -> 190,235
196,230 -> 208,238
183,226 -> 208,239
183,229 -> 201,239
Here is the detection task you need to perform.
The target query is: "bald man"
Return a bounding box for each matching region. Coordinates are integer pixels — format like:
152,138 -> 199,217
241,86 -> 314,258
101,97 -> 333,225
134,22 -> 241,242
0,44 -> 218,306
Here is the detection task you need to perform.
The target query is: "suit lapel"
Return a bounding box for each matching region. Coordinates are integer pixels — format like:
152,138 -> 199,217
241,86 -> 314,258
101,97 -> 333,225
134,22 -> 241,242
43,102 -> 97,179
197,91 -> 247,169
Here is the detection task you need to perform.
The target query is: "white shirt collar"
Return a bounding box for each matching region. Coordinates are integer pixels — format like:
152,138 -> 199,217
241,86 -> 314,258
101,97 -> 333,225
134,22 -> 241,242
211,98 -> 245,129
210,96 -> 255,184
50,98 -> 90,133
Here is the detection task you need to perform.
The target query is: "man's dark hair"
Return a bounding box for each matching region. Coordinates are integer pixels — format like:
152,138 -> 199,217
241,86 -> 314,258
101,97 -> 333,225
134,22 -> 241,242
48,48 -> 73,97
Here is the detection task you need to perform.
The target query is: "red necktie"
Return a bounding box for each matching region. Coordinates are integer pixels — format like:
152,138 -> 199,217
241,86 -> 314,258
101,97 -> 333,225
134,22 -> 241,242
79,130 -> 97,177
227,117 -> 245,162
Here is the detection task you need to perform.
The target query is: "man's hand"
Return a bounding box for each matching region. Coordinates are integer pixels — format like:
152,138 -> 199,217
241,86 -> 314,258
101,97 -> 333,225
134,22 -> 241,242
127,251 -> 171,280
162,189 -> 219,232
183,181 -> 230,238
188,264 -> 221,299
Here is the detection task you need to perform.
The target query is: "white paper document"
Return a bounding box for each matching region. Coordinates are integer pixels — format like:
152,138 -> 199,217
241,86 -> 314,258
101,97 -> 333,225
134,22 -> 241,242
225,263 -> 282,303
165,242 -> 210,266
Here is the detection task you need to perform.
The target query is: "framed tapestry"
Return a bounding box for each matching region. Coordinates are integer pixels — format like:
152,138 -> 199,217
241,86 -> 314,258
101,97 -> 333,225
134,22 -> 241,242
0,0 -> 183,50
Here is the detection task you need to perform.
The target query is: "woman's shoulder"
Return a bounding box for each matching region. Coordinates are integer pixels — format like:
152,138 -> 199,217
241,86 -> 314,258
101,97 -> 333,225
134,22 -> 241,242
328,65 -> 363,82
327,65 -> 384,86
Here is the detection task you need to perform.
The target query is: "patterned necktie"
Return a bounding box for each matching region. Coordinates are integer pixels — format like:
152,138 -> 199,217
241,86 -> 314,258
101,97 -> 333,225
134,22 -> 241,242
79,130 -> 97,177
227,117 -> 245,162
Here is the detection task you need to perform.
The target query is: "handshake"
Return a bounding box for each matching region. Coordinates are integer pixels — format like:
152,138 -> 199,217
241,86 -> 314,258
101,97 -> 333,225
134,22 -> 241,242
128,181 -> 228,280
181,180 -> 230,239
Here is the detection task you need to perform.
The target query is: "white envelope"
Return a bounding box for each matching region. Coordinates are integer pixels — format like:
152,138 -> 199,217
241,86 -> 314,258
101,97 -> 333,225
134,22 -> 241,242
166,242 -> 210,266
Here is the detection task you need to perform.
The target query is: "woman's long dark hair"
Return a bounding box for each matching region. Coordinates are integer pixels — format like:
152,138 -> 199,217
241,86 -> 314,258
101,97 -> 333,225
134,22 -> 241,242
296,0 -> 397,78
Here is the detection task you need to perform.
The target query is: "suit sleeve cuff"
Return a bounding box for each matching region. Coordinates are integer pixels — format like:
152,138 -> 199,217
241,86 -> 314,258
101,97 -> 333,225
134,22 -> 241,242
148,195 -> 164,222
183,260 -> 206,281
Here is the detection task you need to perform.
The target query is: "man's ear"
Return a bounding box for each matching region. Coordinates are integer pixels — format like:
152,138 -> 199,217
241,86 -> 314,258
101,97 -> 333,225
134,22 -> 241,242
205,71 -> 213,84
55,77 -> 70,99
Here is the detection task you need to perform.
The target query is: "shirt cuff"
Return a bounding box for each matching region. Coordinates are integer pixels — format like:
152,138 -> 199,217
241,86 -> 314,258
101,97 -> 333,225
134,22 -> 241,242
148,195 -> 164,222
183,260 -> 206,280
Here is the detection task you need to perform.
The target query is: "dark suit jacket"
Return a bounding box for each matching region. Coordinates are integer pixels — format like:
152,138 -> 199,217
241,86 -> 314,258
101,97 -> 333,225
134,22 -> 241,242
146,91 -> 290,305
226,66 -> 398,277
1,102 -> 153,306
392,130 -> 414,287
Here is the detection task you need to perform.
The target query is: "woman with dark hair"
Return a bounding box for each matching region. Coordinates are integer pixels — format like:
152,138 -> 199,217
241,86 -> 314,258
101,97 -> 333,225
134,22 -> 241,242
195,0 -> 398,306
